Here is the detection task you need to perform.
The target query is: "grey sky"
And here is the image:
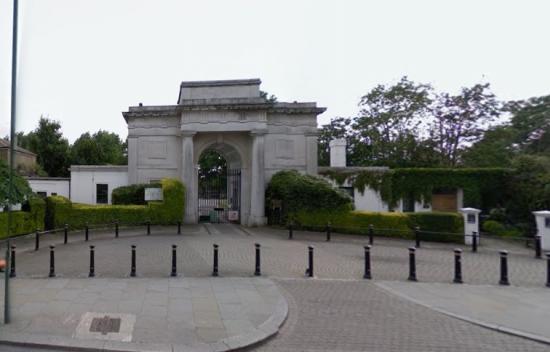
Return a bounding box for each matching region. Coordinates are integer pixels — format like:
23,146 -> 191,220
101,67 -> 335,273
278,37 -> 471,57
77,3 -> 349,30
1,0 -> 549,142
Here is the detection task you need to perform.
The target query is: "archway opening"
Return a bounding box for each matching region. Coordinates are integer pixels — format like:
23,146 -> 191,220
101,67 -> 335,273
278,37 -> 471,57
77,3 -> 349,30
197,146 -> 241,223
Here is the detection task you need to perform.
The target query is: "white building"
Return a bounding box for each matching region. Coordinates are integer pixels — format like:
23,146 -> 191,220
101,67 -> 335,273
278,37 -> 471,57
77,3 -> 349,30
322,139 -> 464,212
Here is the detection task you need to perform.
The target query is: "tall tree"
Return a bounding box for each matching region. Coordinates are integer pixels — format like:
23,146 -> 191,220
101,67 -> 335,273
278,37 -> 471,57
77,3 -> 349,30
17,117 -> 70,177
429,83 -> 501,166
506,95 -> 550,156
71,130 -> 126,165
351,77 -> 434,167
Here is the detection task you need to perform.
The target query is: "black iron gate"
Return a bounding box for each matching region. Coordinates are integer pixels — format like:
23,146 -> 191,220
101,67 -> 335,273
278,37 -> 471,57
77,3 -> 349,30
198,168 -> 241,223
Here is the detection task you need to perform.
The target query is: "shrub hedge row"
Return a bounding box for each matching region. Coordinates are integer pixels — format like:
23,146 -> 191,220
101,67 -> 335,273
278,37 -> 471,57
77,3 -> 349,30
0,197 -> 46,239
293,210 -> 464,242
266,170 -> 353,224
46,178 -> 185,230
112,183 -> 161,205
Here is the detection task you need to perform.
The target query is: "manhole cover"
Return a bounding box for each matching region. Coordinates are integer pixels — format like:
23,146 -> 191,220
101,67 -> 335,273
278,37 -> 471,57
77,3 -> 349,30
90,316 -> 121,335
75,312 -> 136,342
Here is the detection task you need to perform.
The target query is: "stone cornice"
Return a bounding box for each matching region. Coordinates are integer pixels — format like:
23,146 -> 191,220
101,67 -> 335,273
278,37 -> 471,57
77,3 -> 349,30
122,101 -> 326,121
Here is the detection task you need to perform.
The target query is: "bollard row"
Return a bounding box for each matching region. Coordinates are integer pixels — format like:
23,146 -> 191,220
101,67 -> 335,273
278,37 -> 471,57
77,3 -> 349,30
10,241 -> 550,287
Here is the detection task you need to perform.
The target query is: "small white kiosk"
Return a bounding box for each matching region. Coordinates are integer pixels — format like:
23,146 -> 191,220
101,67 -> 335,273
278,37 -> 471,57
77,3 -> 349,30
459,208 -> 481,245
533,211 -> 550,251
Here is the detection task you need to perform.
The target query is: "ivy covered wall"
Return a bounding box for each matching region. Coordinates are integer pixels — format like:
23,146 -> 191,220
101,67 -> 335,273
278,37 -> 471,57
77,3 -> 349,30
319,167 -> 512,211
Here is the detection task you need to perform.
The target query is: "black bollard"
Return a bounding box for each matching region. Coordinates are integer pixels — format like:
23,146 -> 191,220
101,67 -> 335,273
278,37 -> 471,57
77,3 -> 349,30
368,224 -> 374,245
49,245 -> 56,277
115,220 -> 119,238
535,235 -> 542,259
453,249 -> 463,284
254,243 -> 261,276
288,222 -> 293,240
499,250 -> 509,286
147,220 -> 151,235
212,244 -> 219,277
546,253 -> 550,288
85,223 -> 89,242
177,221 -> 181,235
64,224 -> 68,244
363,245 -> 372,279
9,245 -> 16,278
472,231 -> 478,253
130,245 -> 136,277
307,246 -> 314,278
415,227 -> 421,248
408,247 -> 417,281
171,245 -> 177,277
89,245 -> 95,277
326,222 -> 331,242
35,229 -> 40,251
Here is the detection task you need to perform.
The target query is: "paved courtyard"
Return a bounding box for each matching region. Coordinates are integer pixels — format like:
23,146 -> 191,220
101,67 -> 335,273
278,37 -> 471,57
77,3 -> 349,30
1,224 -> 549,351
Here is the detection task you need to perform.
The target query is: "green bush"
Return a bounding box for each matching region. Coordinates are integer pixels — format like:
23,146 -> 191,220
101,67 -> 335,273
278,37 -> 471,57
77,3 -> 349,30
112,183 -> 161,205
46,178 -> 185,230
482,219 -> 521,237
407,212 -> 464,242
0,197 -> 46,239
266,170 -> 353,224
296,210 -> 413,239
293,210 -> 464,243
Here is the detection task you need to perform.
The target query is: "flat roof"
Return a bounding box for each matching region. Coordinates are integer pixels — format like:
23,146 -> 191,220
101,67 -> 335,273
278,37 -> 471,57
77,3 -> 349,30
180,78 -> 261,88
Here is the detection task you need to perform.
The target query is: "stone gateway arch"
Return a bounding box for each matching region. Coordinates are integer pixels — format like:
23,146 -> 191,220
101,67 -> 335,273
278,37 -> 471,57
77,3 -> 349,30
122,79 -> 326,226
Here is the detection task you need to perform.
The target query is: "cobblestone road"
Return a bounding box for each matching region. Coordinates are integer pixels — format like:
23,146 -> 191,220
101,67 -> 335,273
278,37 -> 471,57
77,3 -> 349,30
249,279 -> 549,352
2,224 -> 550,351
3,224 -> 547,287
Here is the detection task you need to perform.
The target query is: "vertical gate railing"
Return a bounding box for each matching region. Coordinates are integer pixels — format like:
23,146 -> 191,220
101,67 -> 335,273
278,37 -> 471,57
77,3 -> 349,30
198,169 -> 241,223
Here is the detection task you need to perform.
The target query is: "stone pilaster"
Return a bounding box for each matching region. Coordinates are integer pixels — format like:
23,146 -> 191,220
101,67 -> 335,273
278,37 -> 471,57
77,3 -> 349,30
249,129 -> 267,226
305,131 -> 320,175
181,131 -> 197,223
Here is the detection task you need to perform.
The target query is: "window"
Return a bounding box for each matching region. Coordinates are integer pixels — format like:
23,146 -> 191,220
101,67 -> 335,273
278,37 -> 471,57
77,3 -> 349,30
51,192 -> 57,196
149,179 -> 161,184
96,184 -> 108,204
37,192 -> 47,198
546,217 -> 550,229
467,214 -> 476,224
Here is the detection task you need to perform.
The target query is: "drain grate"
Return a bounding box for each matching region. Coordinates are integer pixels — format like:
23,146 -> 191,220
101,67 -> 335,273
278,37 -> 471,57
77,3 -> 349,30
90,316 -> 122,335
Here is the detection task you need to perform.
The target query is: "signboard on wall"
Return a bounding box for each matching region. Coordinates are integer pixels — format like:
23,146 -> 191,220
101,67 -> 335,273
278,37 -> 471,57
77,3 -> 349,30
145,188 -> 163,201
228,211 -> 239,221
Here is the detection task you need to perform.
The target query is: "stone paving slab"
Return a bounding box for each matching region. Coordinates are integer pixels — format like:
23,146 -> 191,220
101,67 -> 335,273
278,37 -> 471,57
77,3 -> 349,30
376,281 -> 550,345
0,277 -> 287,352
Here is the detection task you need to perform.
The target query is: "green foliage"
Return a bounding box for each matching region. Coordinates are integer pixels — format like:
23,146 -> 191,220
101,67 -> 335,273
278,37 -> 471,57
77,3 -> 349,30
17,117 -> 70,177
0,197 -> 46,239
320,167 -> 511,211
46,178 -> 185,229
407,212 -> 464,242
293,210 -> 464,243
71,130 -> 127,165
0,159 -> 33,207
482,220 -> 521,238
112,183 -> 161,205
266,170 -> 353,224
504,155 -> 550,232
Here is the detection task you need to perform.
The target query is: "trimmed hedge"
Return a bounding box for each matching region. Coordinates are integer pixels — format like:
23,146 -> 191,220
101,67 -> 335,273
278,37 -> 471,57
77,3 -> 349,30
112,183 -> 161,205
0,197 -> 46,239
266,170 -> 353,224
46,178 -> 185,230
408,212 -> 464,242
293,210 -> 464,243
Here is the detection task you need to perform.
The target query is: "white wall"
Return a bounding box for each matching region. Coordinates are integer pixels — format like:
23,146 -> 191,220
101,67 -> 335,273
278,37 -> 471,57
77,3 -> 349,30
28,178 -> 70,198
354,187 -> 388,212
70,167 -> 128,204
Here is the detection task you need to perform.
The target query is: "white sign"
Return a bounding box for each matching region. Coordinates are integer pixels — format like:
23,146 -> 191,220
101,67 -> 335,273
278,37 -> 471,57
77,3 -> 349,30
228,211 -> 239,221
145,188 -> 163,201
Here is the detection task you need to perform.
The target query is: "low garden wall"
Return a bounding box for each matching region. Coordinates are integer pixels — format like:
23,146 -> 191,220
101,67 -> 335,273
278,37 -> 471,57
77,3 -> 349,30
45,178 -> 184,230
0,198 -> 46,239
